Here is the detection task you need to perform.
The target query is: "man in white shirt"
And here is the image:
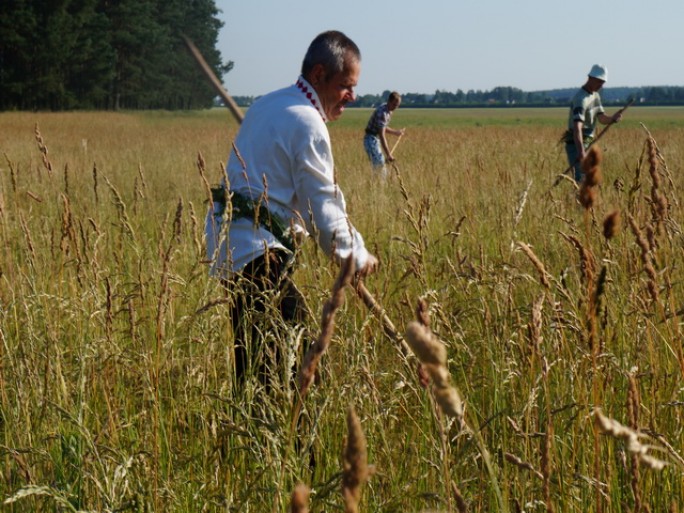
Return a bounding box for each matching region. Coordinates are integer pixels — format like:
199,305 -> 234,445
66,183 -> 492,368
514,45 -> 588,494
205,30 -> 379,383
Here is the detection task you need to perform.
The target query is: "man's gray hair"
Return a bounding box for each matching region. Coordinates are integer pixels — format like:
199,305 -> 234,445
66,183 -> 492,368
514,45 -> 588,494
301,30 -> 361,80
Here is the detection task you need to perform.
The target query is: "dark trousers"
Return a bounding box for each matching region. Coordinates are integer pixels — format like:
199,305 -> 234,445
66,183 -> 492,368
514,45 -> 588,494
227,250 -> 306,384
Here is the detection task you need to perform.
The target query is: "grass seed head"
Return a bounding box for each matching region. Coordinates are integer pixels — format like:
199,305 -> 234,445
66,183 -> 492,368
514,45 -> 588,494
342,406 -> 370,513
404,321 -> 447,366
289,484 -> 310,513
603,210 -> 621,240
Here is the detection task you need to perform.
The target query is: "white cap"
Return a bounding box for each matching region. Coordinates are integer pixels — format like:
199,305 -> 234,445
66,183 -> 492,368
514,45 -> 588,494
588,64 -> 608,82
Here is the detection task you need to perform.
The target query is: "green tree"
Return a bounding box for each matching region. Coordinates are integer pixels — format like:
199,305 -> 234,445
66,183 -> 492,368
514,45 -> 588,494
0,0 -> 231,110
0,0 -> 38,109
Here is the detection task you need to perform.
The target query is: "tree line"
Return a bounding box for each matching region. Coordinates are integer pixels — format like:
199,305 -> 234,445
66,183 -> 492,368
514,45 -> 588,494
358,86 -> 684,108
0,0 -> 231,110
234,85 -> 684,109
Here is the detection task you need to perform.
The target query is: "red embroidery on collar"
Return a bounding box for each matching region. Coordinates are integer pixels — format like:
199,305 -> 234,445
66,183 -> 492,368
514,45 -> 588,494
296,78 -> 326,121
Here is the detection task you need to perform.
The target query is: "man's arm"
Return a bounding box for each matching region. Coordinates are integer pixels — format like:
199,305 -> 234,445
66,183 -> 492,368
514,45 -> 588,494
572,120 -> 586,162
598,111 -> 622,125
379,127 -> 394,162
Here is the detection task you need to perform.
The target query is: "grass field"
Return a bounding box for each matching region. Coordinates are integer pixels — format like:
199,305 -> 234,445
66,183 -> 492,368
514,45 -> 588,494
1,106 -> 684,512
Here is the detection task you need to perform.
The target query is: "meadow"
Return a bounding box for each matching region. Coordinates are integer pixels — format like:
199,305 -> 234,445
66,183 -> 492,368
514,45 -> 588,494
1,106 -> 684,512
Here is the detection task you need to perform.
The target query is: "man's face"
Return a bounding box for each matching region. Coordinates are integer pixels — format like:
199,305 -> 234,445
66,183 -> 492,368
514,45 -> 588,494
588,77 -> 605,93
313,57 -> 360,121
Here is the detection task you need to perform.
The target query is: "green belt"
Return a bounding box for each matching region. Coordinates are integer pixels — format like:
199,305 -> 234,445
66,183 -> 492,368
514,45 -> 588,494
211,186 -> 294,252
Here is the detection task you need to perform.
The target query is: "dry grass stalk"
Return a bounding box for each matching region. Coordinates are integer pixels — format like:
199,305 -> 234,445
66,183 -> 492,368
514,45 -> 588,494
34,123 -> 53,175
416,297 -> 431,327
518,242 -> 551,288
561,231 -> 599,350
19,214 -> 36,268
4,152 -> 17,193
187,201 -> 202,256
26,191 -> 42,203
288,483 -> 310,513
645,224 -> 658,255
105,277 -> 114,343
627,214 -> 651,258
451,481 -> 468,513
137,163 -> 148,196
504,452 -> 543,480
196,151 -> 213,213
172,198 -> 183,241
560,232 -> 596,286
581,144 -> 603,179
603,210 -> 621,240
133,177 -> 143,212
342,406 -> 370,513
594,409 -> 667,470
404,320 -> 464,422
298,256 -> 354,398
105,177 -> 135,239
577,185 -> 597,210
513,180 -> 533,229
627,372 -> 642,512
528,294 -> 544,355
627,214 -> 660,306
92,162 -> 99,204
63,163 -> 69,196
578,146 -> 602,209
593,266 -> 608,333
640,123 -> 679,209
59,193 -> 79,259
646,137 -> 669,234
127,298 -> 137,344
541,427 -> 555,513
156,202 -> 182,348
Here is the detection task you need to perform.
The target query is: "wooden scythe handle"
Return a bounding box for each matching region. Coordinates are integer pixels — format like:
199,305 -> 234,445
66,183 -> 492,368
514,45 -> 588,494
181,33 -> 244,124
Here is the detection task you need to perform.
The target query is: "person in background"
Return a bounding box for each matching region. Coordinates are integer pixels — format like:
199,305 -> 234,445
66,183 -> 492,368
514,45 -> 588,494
564,64 -> 623,182
363,91 -> 405,178
204,30 -> 379,385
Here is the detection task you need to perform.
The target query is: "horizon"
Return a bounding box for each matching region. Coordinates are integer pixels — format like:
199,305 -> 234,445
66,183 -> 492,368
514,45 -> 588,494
226,84 -> 680,99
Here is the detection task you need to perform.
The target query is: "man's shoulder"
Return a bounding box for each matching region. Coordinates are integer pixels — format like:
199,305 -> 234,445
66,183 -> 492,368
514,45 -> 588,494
250,86 -> 321,122
571,87 -> 598,106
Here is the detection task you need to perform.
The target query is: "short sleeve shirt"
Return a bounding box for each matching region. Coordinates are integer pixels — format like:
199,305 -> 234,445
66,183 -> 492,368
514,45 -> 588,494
365,103 -> 391,136
567,88 -> 605,138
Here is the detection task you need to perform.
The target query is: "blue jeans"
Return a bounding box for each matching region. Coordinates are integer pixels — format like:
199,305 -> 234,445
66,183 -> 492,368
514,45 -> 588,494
565,143 -> 585,182
364,134 -> 388,179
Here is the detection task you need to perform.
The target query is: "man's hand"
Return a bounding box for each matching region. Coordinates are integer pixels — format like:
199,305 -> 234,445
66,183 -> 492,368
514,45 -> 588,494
357,254 -> 379,278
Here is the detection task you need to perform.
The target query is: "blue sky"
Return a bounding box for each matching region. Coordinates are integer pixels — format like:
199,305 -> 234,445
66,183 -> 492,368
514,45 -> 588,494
215,0 -> 684,97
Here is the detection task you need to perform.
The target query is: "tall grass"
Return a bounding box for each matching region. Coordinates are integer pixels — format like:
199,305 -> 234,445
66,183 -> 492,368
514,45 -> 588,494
1,107 -> 683,512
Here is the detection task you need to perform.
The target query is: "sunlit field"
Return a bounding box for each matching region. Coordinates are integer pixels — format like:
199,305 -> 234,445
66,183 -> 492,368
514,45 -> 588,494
1,106 -> 684,512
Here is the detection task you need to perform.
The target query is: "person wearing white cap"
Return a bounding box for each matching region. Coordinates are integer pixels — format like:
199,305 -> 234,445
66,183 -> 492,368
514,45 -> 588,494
563,64 -> 623,182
